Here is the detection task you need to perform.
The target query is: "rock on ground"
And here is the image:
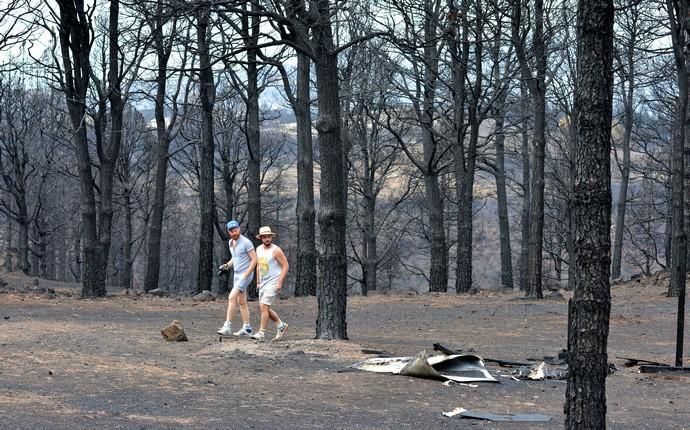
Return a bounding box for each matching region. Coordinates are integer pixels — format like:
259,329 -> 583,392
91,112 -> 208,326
192,290 -> 216,301
161,320 -> 188,342
147,288 -> 168,297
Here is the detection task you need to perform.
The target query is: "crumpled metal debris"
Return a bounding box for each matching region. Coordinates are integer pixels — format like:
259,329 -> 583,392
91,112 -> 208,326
351,351 -> 497,383
514,361 -> 568,380
442,407 -> 552,422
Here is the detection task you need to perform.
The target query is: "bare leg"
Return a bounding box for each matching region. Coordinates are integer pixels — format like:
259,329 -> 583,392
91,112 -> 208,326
226,288 -> 240,322
268,308 -> 280,324
259,303 -> 271,331
237,291 -> 250,325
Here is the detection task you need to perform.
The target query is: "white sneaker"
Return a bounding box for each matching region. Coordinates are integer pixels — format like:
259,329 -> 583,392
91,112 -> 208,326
217,322 -> 232,336
251,331 -> 266,341
274,322 -> 289,341
233,326 -> 253,336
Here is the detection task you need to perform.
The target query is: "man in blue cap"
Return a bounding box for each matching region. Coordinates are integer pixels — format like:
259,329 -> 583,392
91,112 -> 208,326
217,220 -> 257,336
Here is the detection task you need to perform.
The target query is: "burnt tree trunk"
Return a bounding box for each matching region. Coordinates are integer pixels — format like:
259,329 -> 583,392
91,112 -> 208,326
494,103 -> 514,290
195,5 -> 216,294
423,1 -> 447,293
293,51 -> 317,296
99,0 -> 125,295
457,0 -> 482,294
667,0 -> 688,298
56,0 -> 105,297
120,191 -> 133,290
513,0 -> 546,299
289,1 -> 317,297
143,1 -> 175,292
611,36 -> 635,280
313,0 -> 347,339
564,0 -> 615,427
244,1 -> 262,299
519,84 -> 531,291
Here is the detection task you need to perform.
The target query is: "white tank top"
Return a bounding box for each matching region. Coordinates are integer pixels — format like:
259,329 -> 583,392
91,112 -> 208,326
256,244 -> 282,288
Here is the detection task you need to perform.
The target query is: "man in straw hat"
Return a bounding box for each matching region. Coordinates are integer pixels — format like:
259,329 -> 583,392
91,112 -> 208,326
217,220 -> 256,337
251,226 -> 289,341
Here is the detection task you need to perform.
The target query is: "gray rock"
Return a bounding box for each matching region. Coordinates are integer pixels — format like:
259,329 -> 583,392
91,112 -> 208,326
33,278 -> 40,286
161,320 -> 188,342
148,288 -> 168,297
192,290 -> 216,301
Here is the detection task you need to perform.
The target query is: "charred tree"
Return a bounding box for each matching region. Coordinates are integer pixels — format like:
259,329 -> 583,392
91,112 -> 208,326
564,0 -> 615,427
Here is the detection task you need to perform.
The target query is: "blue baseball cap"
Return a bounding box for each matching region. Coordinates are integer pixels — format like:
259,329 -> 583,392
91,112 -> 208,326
226,220 -> 240,230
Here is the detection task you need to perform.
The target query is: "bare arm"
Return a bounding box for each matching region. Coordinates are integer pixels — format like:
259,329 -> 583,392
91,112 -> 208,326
274,247 -> 289,290
244,248 -> 257,279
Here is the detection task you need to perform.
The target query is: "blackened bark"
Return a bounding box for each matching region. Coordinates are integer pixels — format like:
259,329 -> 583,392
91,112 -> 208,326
564,0 -> 614,427
423,1 -> 447,293
313,0 -> 347,339
56,0 -> 104,297
120,192 -> 133,290
512,0 -> 546,299
286,0 -> 316,297
293,50 -> 317,297
426,172 -> 447,292
195,5 -> 216,295
458,0 -> 482,293
244,1 -> 262,299
144,1 -> 175,292
494,107 -> 514,290
611,37 -> 635,280
364,187 -> 377,294
4,220 -> 13,271
567,110 -> 577,291
99,0 -> 125,296
667,0 -> 688,298
519,84 -> 530,291
526,82 -> 546,299
17,211 -> 29,273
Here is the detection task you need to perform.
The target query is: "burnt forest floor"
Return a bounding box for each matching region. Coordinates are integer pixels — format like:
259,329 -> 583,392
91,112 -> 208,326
1,270 -> 689,429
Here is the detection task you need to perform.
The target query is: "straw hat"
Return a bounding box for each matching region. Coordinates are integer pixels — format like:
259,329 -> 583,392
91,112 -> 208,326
256,226 -> 276,239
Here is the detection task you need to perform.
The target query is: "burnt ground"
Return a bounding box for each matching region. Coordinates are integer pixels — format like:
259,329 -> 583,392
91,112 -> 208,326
1,271 -> 689,430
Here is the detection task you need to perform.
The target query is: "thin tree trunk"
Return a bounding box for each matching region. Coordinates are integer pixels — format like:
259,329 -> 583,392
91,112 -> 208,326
244,1 -> 262,299
294,51 -> 317,297
72,226 -> 82,282
143,1 -> 174,292
494,108 -> 514,290
456,120 -> 479,293
564,0 -> 614,427
425,171 -> 447,292
56,230 -> 66,281
526,81 -> 546,299
667,0 -> 688,298
611,52 -> 635,279
567,111 -> 577,291
519,85 -> 531,292
454,0 -> 480,294
4,218 -> 13,271
313,0 -> 347,339
56,0 -> 104,297
364,192 -> 377,294
195,5 -> 216,295
512,0 -> 545,299
120,192 -> 133,290
17,211 -> 29,273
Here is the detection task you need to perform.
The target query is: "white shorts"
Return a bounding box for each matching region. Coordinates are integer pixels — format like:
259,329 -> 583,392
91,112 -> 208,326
232,273 -> 254,293
259,284 -> 278,305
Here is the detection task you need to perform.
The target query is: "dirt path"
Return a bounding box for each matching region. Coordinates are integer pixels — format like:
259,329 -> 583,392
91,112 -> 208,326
1,272 -> 689,429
